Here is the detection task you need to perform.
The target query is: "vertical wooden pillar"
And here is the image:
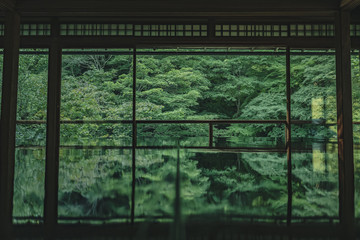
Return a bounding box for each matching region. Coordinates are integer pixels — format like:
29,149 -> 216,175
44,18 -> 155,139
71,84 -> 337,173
173,145 -> 182,240
208,19 -> 215,39
0,11 -> 20,240
131,48 -> 136,224
44,20 -> 62,238
286,47 -> 292,226
335,11 -> 355,238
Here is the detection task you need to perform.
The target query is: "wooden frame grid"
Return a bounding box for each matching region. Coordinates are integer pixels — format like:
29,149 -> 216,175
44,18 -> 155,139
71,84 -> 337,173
59,23 -> 208,37
351,24 -> 360,37
11,45 -> 340,225
20,23 -> 51,36
0,13 -> 357,239
290,24 -> 335,37
215,24 -> 288,37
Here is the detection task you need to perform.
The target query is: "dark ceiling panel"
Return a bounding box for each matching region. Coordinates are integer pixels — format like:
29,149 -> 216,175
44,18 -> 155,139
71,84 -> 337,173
14,0 -> 340,17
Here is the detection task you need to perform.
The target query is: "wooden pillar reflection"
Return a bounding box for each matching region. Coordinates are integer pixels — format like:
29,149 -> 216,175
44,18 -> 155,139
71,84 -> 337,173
0,11 -> 20,240
335,10 -> 355,238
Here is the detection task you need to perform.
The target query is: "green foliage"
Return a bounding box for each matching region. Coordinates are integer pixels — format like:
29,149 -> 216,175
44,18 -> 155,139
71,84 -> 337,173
12,51 -> 344,222
17,55 -> 48,121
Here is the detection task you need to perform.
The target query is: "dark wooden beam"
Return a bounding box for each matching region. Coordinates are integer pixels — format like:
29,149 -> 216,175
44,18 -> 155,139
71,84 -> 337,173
15,0 -> 339,17
44,20 -> 61,239
16,0 -> 340,9
53,37 -> 336,49
13,36 -> 336,49
16,16 -> 337,23
352,38 -> 360,49
14,11 -> 339,18
286,47 -> 292,226
0,35 -> 343,49
351,7 -> 360,20
340,0 -> 360,11
0,11 -> 20,239
13,222 -> 342,239
335,10 -> 355,239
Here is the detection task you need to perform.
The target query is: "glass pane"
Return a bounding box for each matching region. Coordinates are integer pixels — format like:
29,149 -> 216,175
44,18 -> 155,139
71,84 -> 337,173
291,52 -> 336,122
58,149 -> 132,223
214,123 -> 284,148
352,50 -> 360,122
354,124 -> 360,220
135,149 -> 176,220
13,147 -> 46,224
352,50 -> 360,219
184,151 -> 287,221
292,143 -> 339,222
13,50 -> 48,223
17,51 -> 48,121
137,123 -> 285,149
16,124 -> 47,147
136,50 -> 286,121
60,123 -> 132,146
135,149 -> 287,223
61,49 -> 133,121
290,51 -> 338,222
137,123 -> 208,147
59,49 -> 133,222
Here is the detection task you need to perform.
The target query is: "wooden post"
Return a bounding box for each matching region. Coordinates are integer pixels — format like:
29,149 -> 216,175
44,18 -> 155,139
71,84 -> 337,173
208,19 -> 215,39
131,48 -> 136,224
335,11 -> 355,239
209,123 -> 213,147
286,47 -> 292,226
44,20 -> 62,238
0,11 -> 20,240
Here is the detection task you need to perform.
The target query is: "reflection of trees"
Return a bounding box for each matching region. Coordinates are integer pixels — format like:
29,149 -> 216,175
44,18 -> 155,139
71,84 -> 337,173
58,149 -> 132,217
58,149 -> 210,219
193,152 -> 288,216
292,150 -> 338,217
13,149 -> 46,219
14,146 -> 339,220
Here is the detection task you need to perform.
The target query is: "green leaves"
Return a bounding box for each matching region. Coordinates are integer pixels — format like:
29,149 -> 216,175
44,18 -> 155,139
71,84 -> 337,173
13,52 -> 342,221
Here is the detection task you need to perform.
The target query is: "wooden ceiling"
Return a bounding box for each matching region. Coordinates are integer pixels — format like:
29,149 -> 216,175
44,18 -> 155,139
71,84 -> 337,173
1,0 -> 360,16
0,0 -> 359,20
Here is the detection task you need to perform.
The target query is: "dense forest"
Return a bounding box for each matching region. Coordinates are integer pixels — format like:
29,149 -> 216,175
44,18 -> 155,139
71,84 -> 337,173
6,49 -> 360,223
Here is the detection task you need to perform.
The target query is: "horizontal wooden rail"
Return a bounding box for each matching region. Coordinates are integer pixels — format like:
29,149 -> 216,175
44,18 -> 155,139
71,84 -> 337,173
12,215 -> 339,222
291,120 -> 337,125
16,119 -> 286,124
16,144 -> 323,153
16,119 -> 350,125
1,50 -> 350,56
